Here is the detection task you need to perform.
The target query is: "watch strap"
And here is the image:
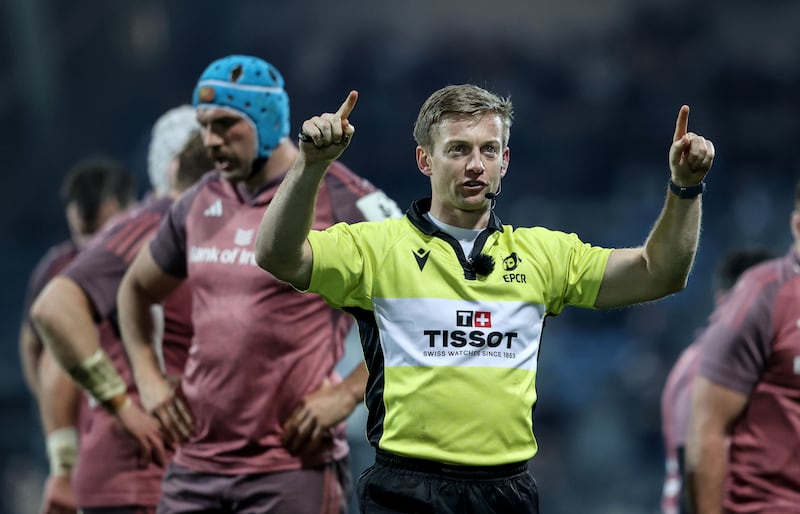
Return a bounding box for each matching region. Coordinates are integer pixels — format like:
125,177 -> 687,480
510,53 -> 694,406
669,179 -> 706,199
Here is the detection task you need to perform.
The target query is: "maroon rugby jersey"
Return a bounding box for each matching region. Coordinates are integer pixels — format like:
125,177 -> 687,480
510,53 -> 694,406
23,240 -> 120,503
62,196 -> 193,508
660,343 -> 700,514
697,249 -> 800,512
23,240 -> 79,327
149,163 -> 398,474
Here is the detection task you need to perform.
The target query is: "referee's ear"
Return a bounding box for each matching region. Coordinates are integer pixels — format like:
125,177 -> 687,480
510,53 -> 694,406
416,146 -> 433,177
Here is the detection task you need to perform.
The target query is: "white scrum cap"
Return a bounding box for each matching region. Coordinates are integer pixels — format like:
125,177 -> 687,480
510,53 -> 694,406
147,105 -> 200,195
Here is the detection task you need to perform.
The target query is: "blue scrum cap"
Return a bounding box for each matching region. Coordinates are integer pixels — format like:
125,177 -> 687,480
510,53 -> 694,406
192,55 -> 290,159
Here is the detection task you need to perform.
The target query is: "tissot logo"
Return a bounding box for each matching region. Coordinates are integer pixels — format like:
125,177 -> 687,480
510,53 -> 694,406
414,248 -> 430,271
456,310 -> 492,328
423,309 -> 517,349
423,329 -> 518,349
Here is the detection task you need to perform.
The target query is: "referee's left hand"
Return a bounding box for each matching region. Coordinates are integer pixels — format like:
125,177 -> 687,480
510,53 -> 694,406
669,105 -> 714,186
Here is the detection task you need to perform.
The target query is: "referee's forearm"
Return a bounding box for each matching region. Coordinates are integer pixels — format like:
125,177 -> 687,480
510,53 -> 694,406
642,191 -> 702,292
255,155 -> 327,286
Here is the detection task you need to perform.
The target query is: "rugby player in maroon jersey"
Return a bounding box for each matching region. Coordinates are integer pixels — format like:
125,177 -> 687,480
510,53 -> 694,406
31,108 -> 206,514
660,248 -> 773,514
687,183 -> 800,513
117,56 -> 400,513
21,159 -> 135,514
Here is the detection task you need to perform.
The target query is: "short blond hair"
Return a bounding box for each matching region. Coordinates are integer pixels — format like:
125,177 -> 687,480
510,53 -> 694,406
413,84 -> 513,151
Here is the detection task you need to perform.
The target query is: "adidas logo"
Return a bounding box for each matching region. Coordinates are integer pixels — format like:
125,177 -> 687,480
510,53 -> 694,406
203,199 -> 223,217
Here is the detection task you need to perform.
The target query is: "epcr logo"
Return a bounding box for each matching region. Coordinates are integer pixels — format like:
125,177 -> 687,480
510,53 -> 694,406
503,252 -> 521,271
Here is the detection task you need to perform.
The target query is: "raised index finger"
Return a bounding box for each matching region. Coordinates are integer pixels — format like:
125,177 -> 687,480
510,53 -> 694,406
673,104 -> 690,142
335,90 -> 359,119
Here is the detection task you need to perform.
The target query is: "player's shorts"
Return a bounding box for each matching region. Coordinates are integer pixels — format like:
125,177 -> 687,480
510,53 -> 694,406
357,449 -> 539,514
157,457 -> 351,514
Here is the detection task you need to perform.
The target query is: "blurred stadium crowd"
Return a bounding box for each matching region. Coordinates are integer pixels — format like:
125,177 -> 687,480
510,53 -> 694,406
2,0 -> 798,512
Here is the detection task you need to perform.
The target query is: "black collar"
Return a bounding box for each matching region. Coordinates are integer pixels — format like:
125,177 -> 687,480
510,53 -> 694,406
405,198 -> 504,280
406,198 -> 504,235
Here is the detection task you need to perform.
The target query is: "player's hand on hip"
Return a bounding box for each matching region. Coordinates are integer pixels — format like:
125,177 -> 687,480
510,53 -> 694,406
148,375 -> 194,446
298,90 -> 358,165
669,105 -> 715,186
39,474 -> 77,514
281,379 -> 353,455
115,400 -> 168,468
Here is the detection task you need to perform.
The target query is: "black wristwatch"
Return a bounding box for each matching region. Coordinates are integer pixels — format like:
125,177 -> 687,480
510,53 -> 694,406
668,179 -> 706,199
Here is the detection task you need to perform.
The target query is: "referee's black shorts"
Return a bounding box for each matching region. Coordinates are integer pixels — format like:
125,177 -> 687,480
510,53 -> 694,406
357,449 -> 539,514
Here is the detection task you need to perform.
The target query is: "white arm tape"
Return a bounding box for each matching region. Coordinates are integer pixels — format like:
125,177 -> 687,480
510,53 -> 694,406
68,349 -> 127,406
46,426 -> 78,477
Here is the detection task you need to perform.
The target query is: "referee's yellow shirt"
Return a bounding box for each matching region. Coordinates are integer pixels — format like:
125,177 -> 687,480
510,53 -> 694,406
307,202 -> 611,466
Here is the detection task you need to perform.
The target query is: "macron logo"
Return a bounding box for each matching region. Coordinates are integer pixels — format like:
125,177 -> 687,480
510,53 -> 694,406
204,199 -> 223,217
414,248 -> 430,271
